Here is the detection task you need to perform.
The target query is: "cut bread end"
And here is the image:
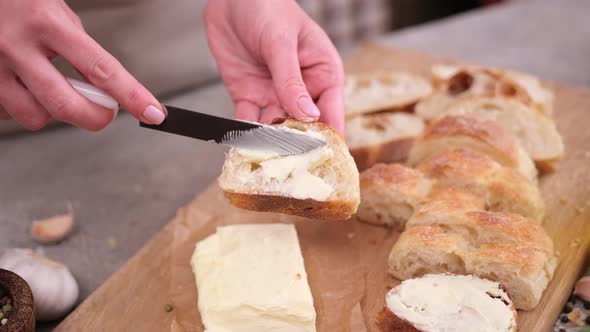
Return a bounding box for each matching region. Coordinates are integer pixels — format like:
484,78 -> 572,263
346,112 -> 425,171
377,274 -> 517,332
218,119 -> 360,221
345,71 -> 432,117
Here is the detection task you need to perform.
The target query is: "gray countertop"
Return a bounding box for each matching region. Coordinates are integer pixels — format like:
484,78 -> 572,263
1,0 -> 589,330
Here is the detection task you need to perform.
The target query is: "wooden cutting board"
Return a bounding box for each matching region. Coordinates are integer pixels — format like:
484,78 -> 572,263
55,45 -> 590,332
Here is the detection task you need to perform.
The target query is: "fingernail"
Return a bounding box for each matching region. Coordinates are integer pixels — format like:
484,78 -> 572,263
142,105 -> 165,124
297,96 -> 320,118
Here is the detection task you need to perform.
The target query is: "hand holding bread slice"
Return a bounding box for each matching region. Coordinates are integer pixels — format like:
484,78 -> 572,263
218,119 -> 360,221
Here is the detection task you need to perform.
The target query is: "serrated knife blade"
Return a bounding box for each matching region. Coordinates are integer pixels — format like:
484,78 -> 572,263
139,105 -> 326,156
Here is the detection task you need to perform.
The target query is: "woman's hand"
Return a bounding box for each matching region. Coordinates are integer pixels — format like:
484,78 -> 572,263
0,0 -> 166,131
204,0 -> 345,133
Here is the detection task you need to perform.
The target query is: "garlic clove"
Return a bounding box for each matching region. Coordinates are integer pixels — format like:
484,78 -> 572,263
0,249 -> 79,322
574,275 -> 590,302
30,209 -> 74,244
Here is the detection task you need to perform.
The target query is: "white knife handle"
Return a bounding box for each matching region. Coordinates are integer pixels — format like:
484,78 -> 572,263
67,78 -> 119,111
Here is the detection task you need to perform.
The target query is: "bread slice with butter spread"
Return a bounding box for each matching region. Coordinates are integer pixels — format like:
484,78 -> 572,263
218,119 -> 360,221
377,274 -> 517,332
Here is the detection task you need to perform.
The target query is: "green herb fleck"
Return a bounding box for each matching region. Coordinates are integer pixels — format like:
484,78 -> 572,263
164,304 -> 173,312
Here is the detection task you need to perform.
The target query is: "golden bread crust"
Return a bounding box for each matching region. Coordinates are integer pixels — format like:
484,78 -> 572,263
222,190 -> 356,221
422,116 -> 517,162
376,307 -> 422,332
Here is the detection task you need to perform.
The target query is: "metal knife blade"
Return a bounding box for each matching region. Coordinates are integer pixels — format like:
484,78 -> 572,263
139,105 -> 326,156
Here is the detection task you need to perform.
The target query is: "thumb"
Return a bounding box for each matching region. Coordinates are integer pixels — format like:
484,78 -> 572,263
264,42 -> 319,121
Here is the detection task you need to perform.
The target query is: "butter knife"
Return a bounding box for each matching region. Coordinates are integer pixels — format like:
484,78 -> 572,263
68,78 -> 326,156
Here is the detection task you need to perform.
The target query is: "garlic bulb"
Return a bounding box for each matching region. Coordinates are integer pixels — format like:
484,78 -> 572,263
0,248 -> 79,321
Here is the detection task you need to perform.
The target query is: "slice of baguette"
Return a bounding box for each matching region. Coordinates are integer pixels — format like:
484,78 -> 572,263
388,222 -> 557,310
345,71 -> 432,117
218,119 -> 360,221
356,164 -> 433,229
428,64 -> 554,116
416,148 -> 545,222
345,112 -> 424,171
356,152 -> 542,227
407,116 -> 538,183
377,274 -> 517,332
438,97 -> 564,172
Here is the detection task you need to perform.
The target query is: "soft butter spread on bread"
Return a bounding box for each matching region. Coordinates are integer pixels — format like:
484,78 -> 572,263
236,143 -> 334,201
191,224 -> 316,332
219,119 -> 360,221
381,274 -> 516,332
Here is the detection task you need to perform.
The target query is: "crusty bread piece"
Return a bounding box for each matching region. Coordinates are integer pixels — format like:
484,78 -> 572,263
346,112 -> 424,171
428,97 -> 564,171
377,274 -> 517,332
416,148 -> 545,222
388,218 -> 557,310
356,164 -> 433,229
357,152 -> 543,227
345,71 -> 432,117
408,116 -> 538,182
426,64 -> 554,116
218,119 -> 360,221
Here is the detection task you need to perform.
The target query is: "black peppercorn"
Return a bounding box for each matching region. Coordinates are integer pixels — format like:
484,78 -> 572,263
563,304 -> 573,313
560,315 -> 569,323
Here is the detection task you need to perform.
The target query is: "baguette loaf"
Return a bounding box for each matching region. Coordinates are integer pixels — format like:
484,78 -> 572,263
345,71 -> 432,117
357,152 -> 543,227
346,112 -> 424,171
416,148 -> 545,222
433,97 -> 564,171
388,220 -> 557,310
377,274 -> 517,332
407,116 -> 538,182
218,119 -> 360,221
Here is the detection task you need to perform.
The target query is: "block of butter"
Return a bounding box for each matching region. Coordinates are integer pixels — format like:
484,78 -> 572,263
191,224 -> 317,332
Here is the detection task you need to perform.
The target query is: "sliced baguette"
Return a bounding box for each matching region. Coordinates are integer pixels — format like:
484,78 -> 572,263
357,151 -> 543,227
427,64 -> 554,116
388,221 -> 557,310
356,164 -> 433,229
416,148 -> 545,222
345,71 -> 432,117
218,119 -> 360,221
407,116 -> 538,182
346,112 -> 424,171
437,97 -> 564,172
377,274 -> 517,332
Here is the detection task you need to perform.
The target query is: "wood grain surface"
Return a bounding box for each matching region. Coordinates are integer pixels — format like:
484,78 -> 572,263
55,45 -> 590,332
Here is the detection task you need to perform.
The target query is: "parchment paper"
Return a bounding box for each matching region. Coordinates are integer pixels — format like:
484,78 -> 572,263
169,185 -> 401,332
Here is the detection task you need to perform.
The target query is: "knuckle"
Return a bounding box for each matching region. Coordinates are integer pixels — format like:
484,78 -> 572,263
280,75 -> 306,94
124,86 -> 143,109
29,7 -> 62,35
88,55 -> 117,84
46,94 -> 76,120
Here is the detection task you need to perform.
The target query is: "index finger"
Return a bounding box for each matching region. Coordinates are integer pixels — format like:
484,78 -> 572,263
317,86 -> 345,135
46,28 -> 166,124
